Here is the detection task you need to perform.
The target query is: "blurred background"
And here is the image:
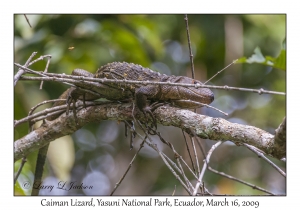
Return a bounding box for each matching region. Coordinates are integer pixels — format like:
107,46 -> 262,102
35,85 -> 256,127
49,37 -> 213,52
14,14 -> 286,195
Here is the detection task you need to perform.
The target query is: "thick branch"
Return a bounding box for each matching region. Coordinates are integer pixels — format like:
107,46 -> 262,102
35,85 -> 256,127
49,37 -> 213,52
274,117 -> 286,158
14,103 -> 284,161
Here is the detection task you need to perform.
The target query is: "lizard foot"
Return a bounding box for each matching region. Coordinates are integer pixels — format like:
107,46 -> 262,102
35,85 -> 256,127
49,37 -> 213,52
141,102 -> 166,133
65,88 -> 86,127
142,106 -> 157,130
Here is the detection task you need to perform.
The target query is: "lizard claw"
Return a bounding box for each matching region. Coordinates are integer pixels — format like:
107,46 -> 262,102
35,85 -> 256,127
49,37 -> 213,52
141,102 -> 166,130
149,101 -> 166,112
66,88 -> 81,127
142,108 -> 157,130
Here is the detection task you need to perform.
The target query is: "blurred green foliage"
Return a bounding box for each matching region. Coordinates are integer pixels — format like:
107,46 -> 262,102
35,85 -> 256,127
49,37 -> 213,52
14,14 -> 285,195
237,38 -> 286,70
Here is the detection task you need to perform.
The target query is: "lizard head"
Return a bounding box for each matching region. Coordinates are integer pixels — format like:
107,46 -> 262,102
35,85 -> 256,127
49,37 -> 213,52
169,77 -> 214,108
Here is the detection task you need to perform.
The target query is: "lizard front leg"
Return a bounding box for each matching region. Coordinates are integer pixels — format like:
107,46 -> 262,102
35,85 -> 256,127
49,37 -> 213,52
135,85 -> 162,128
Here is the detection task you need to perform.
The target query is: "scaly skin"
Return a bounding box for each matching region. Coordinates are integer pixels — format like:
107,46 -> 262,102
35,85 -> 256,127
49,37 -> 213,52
95,62 -> 214,110
32,62 -> 214,195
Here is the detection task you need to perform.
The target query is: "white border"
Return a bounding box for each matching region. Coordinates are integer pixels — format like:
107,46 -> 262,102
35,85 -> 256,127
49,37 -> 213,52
6,0 -> 296,209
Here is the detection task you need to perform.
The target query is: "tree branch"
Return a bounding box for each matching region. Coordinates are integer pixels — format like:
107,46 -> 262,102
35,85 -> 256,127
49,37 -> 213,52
14,103 -> 285,162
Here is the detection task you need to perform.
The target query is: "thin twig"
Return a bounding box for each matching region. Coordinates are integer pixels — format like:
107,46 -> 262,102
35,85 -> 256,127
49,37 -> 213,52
147,128 -> 195,192
204,59 -> 238,85
14,157 -> 27,184
136,121 -> 192,195
24,14 -> 32,28
175,153 -> 193,192
154,145 -> 192,195
40,56 -> 52,89
162,148 -> 198,183
162,154 -> 182,174
184,15 -> 204,191
14,52 -> 37,86
178,156 -> 198,180
147,126 -> 197,191
17,74 -> 104,99
184,14 -> 195,79
15,99 -> 60,182
28,55 -> 52,67
14,52 -> 41,180
243,143 -> 286,177
15,63 -> 286,96
193,141 -> 222,195
14,100 -> 111,127
182,131 -> 196,174
172,185 -> 176,196
194,136 -> 217,195
110,136 -> 147,195
14,100 -> 67,127
191,136 -> 201,177
208,166 -> 276,195
162,153 -> 196,192
177,100 -> 228,115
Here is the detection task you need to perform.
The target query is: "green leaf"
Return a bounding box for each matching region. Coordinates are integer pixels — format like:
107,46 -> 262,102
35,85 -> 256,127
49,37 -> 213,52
274,48 -> 286,71
237,41 -> 286,71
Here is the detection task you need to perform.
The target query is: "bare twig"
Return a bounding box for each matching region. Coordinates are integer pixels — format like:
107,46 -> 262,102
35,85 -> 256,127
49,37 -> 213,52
162,154 -> 182,174
184,14 -> 195,79
15,63 -> 286,96
14,97 -> 60,183
40,56 -> 52,89
208,166 -> 275,195
193,141 -> 222,195
182,131 -> 196,174
175,149 -> 193,192
177,100 -> 228,115
28,55 -> 52,67
110,136 -> 147,195
162,147 -> 198,182
153,145 -> 192,195
178,156 -> 198,180
14,100 -> 67,127
243,143 -> 286,177
31,144 -> 49,196
14,100 -> 111,127
16,73 -> 104,99
172,185 -> 176,196
136,121 -> 192,195
204,59 -> 238,85
190,137 -> 201,177
14,52 -> 37,86
14,157 -> 27,184
24,14 -> 32,28
155,130 -> 194,191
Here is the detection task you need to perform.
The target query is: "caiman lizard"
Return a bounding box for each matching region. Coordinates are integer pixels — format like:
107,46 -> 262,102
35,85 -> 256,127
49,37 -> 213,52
32,61 -> 214,195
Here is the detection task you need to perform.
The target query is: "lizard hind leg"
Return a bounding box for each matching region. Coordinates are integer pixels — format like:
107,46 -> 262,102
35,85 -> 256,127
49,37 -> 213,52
65,87 -> 86,127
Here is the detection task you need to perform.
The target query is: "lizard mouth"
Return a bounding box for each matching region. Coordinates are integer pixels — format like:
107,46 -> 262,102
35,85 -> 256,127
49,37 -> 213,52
186,86 -> 214,105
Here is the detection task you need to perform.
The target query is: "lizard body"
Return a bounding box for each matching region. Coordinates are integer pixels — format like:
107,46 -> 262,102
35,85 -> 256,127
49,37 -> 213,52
95,62 -> 214,111
32,62 -> 214,195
